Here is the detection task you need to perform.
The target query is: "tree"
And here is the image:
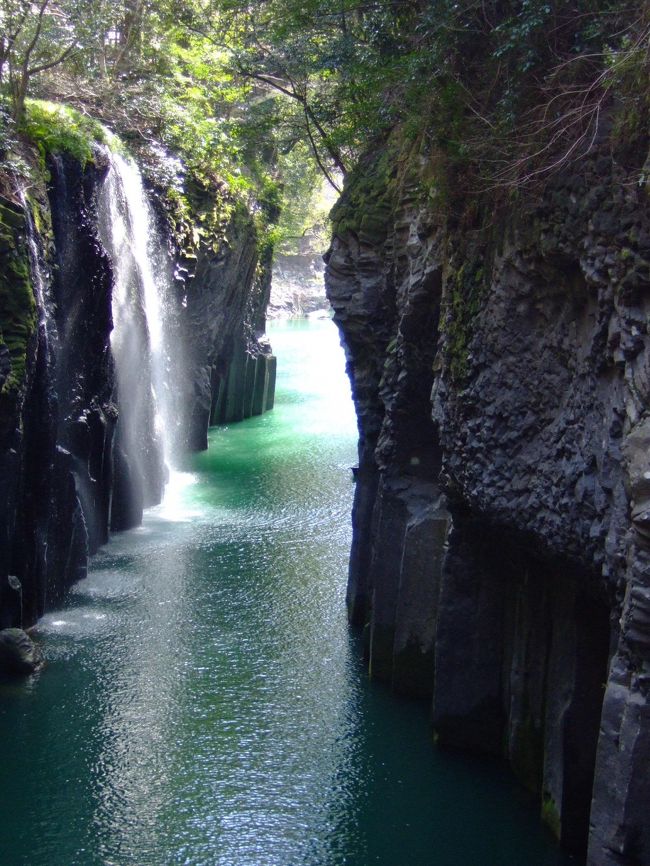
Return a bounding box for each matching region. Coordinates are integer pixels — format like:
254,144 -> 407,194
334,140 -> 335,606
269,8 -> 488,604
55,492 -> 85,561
182,0 -> 422,191
3,0 -> 645,206
0,0 -> 88,122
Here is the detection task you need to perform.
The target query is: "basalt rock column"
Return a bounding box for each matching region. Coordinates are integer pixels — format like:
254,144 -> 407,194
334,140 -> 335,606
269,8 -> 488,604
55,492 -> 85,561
178,186 -> 277,446
325,129 -> 650,862
42,152 -> 115,605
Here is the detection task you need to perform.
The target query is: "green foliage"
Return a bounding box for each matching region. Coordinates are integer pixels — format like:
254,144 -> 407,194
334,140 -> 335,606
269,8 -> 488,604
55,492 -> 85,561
208,0 -> 426,177
493,0 -> 555,74
21,99 -> 108,166
272,141 -> 336,254
0,0 -> 103,122
0,100 -> 15,152
1,0 -> 645,243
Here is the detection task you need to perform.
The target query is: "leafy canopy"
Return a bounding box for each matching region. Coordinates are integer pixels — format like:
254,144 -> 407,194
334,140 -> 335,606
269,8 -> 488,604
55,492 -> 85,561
1,0 -> 647,224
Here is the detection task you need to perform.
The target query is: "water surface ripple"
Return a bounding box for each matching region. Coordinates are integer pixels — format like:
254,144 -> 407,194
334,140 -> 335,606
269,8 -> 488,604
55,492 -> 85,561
0,319 -> 573,866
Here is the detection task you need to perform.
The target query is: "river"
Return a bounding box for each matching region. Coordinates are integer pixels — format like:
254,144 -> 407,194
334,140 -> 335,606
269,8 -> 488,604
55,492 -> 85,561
0,318 -> 573,866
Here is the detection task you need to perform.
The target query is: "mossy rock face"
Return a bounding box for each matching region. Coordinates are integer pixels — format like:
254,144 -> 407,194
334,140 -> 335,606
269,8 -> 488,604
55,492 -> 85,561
0,198 -> 36,395
443,257 -> 488,383
541,792 -> 561,840
331,146 -> 396,243
155,171 -> 240,265
330,128 -> 432,245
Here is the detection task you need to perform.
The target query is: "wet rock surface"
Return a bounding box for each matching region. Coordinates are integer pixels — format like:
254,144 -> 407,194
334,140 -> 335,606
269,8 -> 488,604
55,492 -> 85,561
0,145 -> 275,629
177,194 -> 276,449
326,131 -> 650,864
0,628 -> 44,675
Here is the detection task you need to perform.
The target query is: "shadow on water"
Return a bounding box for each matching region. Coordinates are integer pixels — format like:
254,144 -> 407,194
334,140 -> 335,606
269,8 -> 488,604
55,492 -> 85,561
0,319 -> 575,865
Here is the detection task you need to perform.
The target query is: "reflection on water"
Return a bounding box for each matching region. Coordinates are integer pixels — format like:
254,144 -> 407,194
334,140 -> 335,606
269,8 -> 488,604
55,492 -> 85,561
0,320 -> 573,866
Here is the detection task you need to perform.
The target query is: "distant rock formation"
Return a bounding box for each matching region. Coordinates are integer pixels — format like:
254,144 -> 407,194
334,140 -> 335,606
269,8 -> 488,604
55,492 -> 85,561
268,252 -> 328,318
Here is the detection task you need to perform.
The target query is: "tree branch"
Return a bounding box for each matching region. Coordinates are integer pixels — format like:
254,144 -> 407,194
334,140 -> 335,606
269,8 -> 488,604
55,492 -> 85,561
304,114 -> 341,193
28,40 -> 77,75
21,0 -> 50,74
237,65 -> 348,176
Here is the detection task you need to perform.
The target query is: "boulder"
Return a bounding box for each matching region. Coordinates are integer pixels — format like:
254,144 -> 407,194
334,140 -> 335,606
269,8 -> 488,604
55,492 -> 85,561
0,628 -> 44,675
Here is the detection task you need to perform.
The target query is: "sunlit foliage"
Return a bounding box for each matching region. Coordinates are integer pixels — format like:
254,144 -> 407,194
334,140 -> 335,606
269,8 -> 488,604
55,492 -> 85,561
1,0 -> 647,232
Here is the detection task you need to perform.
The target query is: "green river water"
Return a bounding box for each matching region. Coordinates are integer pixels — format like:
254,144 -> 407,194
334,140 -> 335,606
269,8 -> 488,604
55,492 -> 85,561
0,319 -> 574,866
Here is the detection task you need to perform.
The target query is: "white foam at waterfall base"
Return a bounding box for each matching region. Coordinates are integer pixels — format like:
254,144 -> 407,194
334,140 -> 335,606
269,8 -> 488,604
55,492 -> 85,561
154,470 -> 201,522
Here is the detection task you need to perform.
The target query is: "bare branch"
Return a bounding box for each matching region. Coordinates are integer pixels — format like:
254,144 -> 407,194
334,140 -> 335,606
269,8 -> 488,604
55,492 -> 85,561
21,0 -> 50,73
28,40 -> 77,75
304,115 -> 342,193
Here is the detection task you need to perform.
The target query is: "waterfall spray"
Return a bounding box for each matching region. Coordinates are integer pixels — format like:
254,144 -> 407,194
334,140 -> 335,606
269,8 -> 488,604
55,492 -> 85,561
97,150 -> 185,528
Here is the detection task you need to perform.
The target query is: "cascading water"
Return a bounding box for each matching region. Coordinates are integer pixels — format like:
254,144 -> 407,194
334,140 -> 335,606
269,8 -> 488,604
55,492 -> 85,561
17,189 -> 57,617
20,187 -> 55,358
97,150 -> 184,530
23,207 -> 47,330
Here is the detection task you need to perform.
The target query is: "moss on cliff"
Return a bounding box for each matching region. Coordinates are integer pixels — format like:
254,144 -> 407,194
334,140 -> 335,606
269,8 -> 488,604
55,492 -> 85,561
541,792 -> 561,841
331,147 -> 395,242
21,100 -> 109,169
0,199 -> 36,394
444,259 -> 488,384
159,173 -> 235,262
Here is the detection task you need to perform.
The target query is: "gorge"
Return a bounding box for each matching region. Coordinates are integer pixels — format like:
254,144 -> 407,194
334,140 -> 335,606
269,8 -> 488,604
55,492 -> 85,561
0,317 -> 574,866
1,0 -> 649,861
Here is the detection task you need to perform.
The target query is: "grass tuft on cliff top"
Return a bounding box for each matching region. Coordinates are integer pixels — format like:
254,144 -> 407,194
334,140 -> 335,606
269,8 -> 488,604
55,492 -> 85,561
21,100 -> 111,167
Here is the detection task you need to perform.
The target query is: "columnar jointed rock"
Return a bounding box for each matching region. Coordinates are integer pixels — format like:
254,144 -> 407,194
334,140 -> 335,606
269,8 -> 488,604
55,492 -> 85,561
0,153 -> 116,626
0,139 -> 276,628
176,188 -> 277,449
326,129 -> 650,864
209,343 -> 276,426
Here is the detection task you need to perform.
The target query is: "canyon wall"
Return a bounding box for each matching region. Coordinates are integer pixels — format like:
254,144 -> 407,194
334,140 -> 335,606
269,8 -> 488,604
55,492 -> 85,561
325,132 -> 650,864
175,177 -> 277,449
0,136 -> 275,628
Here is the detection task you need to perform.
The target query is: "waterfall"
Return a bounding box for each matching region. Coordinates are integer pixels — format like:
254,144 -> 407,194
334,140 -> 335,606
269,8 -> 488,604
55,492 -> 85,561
97,151 -> 184,530
18,190 -> 56,611
20,191 -> 53,352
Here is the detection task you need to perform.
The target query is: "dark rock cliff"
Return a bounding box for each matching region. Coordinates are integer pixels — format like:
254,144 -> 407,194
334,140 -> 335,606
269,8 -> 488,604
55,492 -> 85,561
0,140 -> 275,629
175,180 -> 276,450
325,132 -> 650,864
0,152 -> 112,627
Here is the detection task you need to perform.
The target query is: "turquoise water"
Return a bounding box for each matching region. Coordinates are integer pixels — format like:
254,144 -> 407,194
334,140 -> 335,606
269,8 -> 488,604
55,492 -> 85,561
0,319 -> 574,866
